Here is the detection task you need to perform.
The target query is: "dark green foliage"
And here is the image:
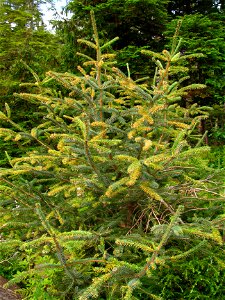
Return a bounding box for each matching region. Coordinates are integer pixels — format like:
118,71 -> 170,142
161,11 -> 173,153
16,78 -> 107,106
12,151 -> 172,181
208,145 -> 225,169
65,0 -> 169,48
55,0 -> 169,74
143,252 -> 225,299
0,0 -> 60,100
168,0 -> 224,15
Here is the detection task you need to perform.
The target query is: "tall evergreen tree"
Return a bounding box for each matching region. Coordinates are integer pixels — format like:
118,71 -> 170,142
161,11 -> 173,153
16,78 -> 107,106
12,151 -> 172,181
65,0 -> 169,48
55,0 -> 169,74
0,0 -> 60,103
0,0 -> 62,166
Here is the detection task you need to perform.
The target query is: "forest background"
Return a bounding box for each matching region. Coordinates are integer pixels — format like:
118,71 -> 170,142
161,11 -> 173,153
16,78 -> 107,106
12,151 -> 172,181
0,0 -> 225,299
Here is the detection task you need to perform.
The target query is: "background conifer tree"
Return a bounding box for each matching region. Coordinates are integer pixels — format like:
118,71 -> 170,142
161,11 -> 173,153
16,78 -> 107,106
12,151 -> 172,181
165,12 -> 225,144
55,0 -> 169,75
0,0 -> 60,103
0,0 -> 62,166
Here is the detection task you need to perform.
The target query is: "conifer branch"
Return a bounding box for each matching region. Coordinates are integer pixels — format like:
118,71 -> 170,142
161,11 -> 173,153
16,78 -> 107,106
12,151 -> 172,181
136,205 -> 183,279
0,109 -> 52,150
35,203 -> 77,282
84,121 -> 108,187
0,177 -> 35,209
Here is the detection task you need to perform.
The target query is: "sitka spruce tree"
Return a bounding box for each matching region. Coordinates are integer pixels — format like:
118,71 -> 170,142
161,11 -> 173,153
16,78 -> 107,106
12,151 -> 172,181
0,13 -> 224,299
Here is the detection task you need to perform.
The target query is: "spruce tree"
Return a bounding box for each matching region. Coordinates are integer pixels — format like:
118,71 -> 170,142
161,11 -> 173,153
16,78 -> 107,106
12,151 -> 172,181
0,0 -> 61,166
0,13 -> 224,299
55,0 -> 169,74
0,0 -> 60,103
